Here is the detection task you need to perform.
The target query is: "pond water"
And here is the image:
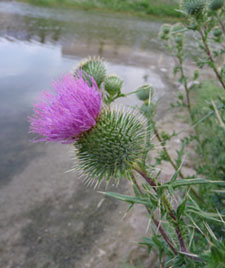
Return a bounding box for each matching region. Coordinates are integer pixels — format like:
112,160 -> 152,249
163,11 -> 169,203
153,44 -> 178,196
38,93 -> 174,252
0,2 -> 175,267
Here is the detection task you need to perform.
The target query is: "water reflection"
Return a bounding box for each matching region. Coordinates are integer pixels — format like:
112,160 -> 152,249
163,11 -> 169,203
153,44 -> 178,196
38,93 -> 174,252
0,40 -> 75,183
0,1 -> 164,61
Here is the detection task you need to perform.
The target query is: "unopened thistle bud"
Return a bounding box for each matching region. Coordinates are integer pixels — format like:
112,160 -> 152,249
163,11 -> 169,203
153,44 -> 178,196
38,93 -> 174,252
162,24 -> 171,35
213,27 -> 223,42
77,57 -> 106,87
181,0 -> 206,17
140,103 -> 149,115
175,33 -> 184,46
209,0 -> 224,10
136,84 -> 152,101
76,109 -> 145,182
159,24 -> 171,40
104,75 -> 123,96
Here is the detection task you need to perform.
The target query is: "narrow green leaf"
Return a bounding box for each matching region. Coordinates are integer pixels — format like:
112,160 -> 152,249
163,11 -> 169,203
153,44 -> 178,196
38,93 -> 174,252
176,141 -> 185,167
141,237 -> 155,247
100,191 -> 151,206
127,203 -> 134,213
133,184 -> 141,197
152,236 -> 164,250
162,178 -> 225,189
170,168 -> 180,183
177,199 -> 187,219
168,185 -> 175,195
186,206 -> 224,222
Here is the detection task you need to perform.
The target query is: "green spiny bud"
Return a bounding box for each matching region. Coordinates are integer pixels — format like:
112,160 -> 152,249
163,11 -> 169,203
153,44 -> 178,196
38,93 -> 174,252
75,109 -> 145,182
209,0 -> 224,10
175,33 -> 184,46
77,56 -> 106,87
104,75 -> 123,96
140,103 -> 149,115
159,24 -> 171,40
136,84 -> 152,101
162,24 -> 171,35
181,0 -> 206,17
159,32 -> 169,41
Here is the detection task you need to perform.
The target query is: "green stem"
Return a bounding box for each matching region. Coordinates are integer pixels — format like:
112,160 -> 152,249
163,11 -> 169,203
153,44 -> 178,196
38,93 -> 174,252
177,50 -> 192,117
131,175 -> 178,255
133,166 -> 201,261
217,12 -> 225,37
142,95 -> 152,167
199,27 -> 225,91
177,45 -> 203,160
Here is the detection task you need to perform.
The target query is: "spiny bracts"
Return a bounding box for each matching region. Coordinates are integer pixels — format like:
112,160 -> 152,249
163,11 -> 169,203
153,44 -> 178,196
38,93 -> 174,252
75,109 -> 145,182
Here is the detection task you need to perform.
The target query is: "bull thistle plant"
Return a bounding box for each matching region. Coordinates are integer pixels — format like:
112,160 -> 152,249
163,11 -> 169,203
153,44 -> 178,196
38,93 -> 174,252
29,2 -> 225,266
29,54 -> 225,267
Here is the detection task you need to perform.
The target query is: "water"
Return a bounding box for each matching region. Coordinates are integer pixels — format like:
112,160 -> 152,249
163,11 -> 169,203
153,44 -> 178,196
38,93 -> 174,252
0,2 -> 175,267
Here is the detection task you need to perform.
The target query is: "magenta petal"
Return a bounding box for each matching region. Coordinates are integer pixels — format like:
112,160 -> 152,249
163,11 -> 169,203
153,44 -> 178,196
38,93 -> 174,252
29,73 -> 102,143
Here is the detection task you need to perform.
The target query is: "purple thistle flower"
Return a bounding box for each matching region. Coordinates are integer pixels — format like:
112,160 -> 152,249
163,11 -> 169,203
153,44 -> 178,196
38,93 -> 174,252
29,73 -> 102,143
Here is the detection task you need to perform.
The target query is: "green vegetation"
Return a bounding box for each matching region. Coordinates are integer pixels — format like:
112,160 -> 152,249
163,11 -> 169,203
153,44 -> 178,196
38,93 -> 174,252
20,0 -> 181,18
193,80 -> 225,183
193,82 -> 225,233
193,81 -> 225,111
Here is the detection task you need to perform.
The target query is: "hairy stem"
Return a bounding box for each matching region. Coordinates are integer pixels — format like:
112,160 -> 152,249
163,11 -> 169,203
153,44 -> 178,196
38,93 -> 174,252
142,98 -> 152,166
131,175 -> 178,255
177,50 -> 192,117
217,12 -> 225,37
152,215 -> 178,255
199,28 -> 225,90
133,166 -> 196,257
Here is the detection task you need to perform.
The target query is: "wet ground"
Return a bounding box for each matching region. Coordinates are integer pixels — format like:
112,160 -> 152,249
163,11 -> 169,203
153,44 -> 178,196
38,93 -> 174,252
0,1 -> 179,267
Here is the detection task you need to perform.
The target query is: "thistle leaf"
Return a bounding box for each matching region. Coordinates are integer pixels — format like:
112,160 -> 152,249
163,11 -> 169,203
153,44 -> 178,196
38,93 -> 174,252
162,178 -> 225,189
100,192 -> 151,206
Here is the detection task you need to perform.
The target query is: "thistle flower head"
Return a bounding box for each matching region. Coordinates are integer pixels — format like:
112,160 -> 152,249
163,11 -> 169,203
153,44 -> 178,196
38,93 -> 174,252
29,73 -> 102,143
75,109 -> 145,182
76,57 -> 106,87
209,0 -> 224,10
181,0 -> 207,17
